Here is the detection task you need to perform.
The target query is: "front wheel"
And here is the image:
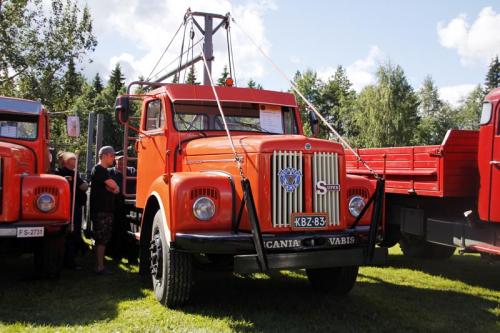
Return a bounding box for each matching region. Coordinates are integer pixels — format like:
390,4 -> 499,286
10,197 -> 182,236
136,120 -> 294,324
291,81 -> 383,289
306,266 -> 359,295
150,211 -> 192,307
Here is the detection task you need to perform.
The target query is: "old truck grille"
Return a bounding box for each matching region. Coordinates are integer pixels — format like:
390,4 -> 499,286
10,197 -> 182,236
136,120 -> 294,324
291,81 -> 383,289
271,151 -> 340,227
312,152 -> 340,226
272,151 -> 303,227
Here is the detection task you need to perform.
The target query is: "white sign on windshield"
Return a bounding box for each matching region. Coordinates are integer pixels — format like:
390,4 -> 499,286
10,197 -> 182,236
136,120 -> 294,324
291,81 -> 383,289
259,106 -> 283,134
0,125 -> 17,138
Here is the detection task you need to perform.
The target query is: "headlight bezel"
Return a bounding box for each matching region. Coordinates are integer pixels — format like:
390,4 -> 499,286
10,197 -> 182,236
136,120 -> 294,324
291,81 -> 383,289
192,196 -> 216,221
348,195 -> 366,217
36,193 -> 56,213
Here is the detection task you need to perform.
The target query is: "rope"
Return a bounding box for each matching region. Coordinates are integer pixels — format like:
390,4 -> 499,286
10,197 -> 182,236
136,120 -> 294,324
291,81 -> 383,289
231,17 -> 380,179
149,37 -> 204,82
146,20 -> 184,81
199,47 -> 245,179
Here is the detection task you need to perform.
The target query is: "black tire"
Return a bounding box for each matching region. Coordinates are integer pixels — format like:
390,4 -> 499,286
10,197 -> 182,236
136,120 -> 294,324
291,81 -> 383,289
34,233 -> 65,279
150,210 -> 192,307
306,266 -> 359,295
399,233 -> 455,259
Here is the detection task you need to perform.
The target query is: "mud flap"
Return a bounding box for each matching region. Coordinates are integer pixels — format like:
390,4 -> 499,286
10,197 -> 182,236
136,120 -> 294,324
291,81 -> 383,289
241,178 -> 268,272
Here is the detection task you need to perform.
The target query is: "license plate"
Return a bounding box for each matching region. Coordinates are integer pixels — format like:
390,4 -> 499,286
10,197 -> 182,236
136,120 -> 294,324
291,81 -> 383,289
291,213 -> 329,230
17,227 -> 45,238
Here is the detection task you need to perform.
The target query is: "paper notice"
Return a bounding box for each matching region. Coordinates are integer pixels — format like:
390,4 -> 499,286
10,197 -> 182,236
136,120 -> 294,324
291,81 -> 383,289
67,116 -> 80,137
259,109 -> 283,134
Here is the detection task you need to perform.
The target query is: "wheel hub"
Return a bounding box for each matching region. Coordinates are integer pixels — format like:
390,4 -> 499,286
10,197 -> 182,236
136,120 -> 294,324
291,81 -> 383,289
149,231 -> 163,280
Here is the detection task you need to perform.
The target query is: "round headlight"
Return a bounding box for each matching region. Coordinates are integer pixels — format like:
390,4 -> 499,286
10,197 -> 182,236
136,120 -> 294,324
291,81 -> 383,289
193,197 -> 216,221
348,195 -> 366,217
36,193 -> 56,213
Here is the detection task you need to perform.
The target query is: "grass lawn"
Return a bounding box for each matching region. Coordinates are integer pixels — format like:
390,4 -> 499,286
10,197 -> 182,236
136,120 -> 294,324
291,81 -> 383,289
0,247 -> 498,333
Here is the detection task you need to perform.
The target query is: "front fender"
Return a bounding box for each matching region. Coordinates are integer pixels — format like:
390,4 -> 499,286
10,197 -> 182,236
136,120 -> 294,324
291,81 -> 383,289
345,174 -> 376,227
145,172 -> 234,241
21,174 -> 70,221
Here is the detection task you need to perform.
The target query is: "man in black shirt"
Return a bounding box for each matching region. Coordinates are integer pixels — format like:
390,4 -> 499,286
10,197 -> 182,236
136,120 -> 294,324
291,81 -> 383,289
55,152 -> 88,269
90,146 -> 119,274
108,155 -> 137,262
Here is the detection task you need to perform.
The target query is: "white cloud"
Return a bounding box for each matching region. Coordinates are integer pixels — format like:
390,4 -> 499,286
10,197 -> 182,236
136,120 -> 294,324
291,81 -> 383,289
83,0 -> 276,85
438,84 -> 476,107
437,7 -> 500,65
318,46 -> 383,92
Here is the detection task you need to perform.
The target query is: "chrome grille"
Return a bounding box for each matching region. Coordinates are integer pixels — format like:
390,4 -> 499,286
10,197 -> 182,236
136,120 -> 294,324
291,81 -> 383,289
313,152 -> 340,226
272,151 -> 303,227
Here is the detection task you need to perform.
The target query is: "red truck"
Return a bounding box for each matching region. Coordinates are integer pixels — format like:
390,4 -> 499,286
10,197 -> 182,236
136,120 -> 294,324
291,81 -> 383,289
346,88 -> 500,259
0,96 -> 70,277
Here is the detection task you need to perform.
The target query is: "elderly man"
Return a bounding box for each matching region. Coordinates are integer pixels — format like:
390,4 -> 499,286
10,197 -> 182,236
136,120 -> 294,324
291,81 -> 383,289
55,152 -> 88,269
90,146 -> 119,275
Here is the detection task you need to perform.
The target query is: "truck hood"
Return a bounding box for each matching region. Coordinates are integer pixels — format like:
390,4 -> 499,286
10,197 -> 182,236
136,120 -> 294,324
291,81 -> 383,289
0,141 -> 36,174
184,135 -> 345,155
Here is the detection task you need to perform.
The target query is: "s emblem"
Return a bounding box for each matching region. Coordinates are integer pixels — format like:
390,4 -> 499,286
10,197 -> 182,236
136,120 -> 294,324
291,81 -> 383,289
316,180 -> 340,195
278,168 -> 302,192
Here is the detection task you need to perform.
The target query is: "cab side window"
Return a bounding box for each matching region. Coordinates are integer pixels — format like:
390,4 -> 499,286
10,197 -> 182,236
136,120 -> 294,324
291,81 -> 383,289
145,100 -> 164,131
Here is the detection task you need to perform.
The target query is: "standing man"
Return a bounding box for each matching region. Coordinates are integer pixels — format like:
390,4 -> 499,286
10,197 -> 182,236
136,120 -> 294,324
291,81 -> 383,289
108,155 -> 137,262
55,152 -> 88,269
90,146 -> 119,274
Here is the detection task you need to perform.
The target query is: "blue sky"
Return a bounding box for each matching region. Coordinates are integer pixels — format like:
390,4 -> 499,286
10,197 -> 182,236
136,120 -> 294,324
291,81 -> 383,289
80,0 -> 500,106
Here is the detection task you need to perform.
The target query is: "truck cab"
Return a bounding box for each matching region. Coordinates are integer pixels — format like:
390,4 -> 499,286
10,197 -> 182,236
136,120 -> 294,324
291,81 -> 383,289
116,83 -> 387,307
0,96 -> 70,278
478,87 -> 500,224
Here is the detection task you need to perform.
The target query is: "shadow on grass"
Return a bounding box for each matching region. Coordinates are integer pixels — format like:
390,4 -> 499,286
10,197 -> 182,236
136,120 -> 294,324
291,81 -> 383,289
181,269 -> 499,333
0,254 -> 149,326
385,253 -> 500,291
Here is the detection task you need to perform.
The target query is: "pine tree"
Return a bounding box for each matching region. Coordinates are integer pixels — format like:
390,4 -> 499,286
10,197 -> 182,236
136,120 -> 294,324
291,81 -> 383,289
186,65 -> 199,85
320,66 -> 357,138
92,73 -> 103,93
217,66 -> 230,86
107,63 -> 125,98
247,79 -> 263,89
485,56 -> 500,92
291,69 -> 322,137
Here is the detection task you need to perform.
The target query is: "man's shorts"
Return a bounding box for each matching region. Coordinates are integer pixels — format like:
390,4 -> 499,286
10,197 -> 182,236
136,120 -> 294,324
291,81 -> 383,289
93,212 -> 113,245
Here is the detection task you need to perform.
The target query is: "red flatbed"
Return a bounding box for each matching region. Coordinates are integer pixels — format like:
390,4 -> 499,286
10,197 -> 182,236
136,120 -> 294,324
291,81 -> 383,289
346,130 -> 479,197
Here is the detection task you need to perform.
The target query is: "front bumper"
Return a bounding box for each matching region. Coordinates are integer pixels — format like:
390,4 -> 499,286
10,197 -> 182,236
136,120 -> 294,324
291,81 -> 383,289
0,220 -> 69,238
174,226 -> 387,273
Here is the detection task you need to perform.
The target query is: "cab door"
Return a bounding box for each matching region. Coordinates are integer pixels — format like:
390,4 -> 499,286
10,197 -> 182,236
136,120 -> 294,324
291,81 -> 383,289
490,100 -> 500,222
135,98 -> 168,208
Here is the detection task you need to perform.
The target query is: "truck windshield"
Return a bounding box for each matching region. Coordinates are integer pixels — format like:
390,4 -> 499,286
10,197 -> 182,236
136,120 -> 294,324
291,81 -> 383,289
0,114 -> 38,140
173,101 -> 298,134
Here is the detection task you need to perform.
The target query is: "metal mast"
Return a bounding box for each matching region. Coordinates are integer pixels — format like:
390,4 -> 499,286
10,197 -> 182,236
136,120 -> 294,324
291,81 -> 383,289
153,10 -> 229,85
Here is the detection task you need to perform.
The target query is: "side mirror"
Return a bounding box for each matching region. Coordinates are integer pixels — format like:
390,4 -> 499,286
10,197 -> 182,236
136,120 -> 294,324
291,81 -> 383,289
115,96 -> 130,124
66,115 -> 80,137
308,110 -> 320,137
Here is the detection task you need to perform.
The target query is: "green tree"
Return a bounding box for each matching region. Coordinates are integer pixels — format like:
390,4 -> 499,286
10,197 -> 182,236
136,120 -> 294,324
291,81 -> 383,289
319,66 -> 357,139
291,69 -> 322,136
107,63 -> 126,98
455,85 -> 485,130
485,56 -> 500,92
355,62 -> 419,147
414,76 -> 456,144
217,65 -> 230,86
99,64 -> 126,149
0,0 -> 97,100
186,65 -> 200,85
247,79 -> 263,89
92,73 -> 103,93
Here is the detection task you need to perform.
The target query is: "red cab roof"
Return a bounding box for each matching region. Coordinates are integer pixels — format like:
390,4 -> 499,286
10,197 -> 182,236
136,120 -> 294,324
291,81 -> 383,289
150,84 -> 298,107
